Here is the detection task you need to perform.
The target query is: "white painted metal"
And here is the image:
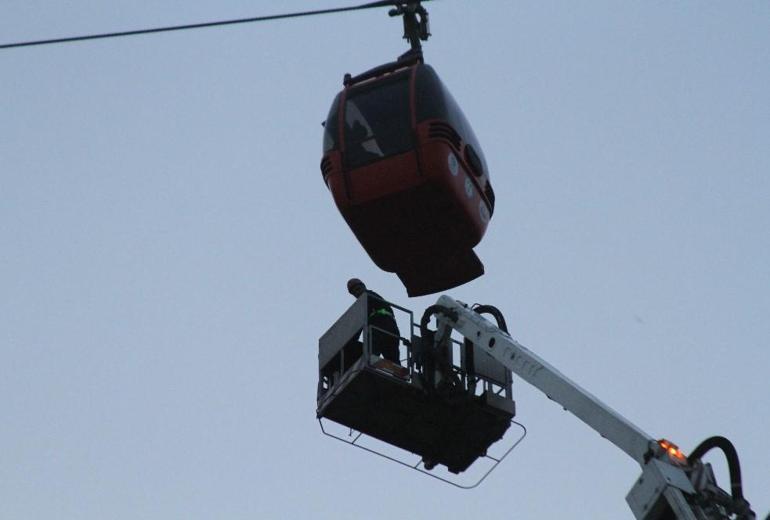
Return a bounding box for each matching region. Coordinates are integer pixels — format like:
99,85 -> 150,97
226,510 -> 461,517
435,295 -> 655,465
432,295 -> 711,520
627,459 -> 698,520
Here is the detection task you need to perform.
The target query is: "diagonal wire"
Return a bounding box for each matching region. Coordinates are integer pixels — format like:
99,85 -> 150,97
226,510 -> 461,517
0,1 -> 431,50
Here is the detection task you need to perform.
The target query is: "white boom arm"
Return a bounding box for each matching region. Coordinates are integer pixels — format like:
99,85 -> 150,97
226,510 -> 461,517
435,295 -> 655,465
433,295 -> 711,520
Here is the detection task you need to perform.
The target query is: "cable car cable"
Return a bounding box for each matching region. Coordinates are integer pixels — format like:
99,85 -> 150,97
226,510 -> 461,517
0,0 -> 435,50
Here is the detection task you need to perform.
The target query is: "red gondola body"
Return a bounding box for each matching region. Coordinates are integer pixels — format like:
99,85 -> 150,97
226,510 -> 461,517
321,53 -> 495,296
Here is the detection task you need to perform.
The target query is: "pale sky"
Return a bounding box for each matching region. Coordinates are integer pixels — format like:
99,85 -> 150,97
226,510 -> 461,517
2,1 -> 769,519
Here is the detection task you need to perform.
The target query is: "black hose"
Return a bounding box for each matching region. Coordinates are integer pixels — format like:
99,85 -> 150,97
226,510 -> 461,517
419,305 -> 457,338
417,305 -> 459,391
472,304 -> 509,333
687,436 -> 745,502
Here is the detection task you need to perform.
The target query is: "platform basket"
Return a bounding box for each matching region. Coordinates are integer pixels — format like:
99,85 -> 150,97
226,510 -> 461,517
317,295 -> 517,475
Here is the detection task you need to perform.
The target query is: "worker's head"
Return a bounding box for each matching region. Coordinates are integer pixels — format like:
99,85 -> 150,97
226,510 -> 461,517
347,278 -> 366,298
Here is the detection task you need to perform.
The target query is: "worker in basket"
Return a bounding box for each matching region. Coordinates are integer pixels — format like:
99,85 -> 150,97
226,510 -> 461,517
347,278 -> 401,364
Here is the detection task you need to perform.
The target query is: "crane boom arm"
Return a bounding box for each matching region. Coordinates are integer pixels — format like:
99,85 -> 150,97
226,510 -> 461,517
432,295 -> 762,519
435,295 -> 656,467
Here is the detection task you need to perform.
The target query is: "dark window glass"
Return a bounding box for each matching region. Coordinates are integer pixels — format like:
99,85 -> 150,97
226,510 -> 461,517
343,74 -> 412,168
415,65 -> 489,176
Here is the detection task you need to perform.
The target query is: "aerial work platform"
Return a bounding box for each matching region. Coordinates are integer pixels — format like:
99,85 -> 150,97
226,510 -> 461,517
318,293 -> 758,518
316,294 -> 516,474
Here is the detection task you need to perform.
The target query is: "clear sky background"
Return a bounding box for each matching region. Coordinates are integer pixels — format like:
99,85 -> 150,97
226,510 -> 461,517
2,1 -> 769,519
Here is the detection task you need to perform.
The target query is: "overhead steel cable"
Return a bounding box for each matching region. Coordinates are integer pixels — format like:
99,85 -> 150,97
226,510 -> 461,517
0,0 -> 432,50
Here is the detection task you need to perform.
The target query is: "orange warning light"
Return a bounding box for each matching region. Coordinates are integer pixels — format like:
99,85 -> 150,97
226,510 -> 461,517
658,439 -> 687,462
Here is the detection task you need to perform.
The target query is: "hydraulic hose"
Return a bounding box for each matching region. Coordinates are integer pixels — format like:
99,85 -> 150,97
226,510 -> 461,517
688,436 -> 756,518
688,436 -> 744,501
471,304 -> 509,333
419,305 -> 457,339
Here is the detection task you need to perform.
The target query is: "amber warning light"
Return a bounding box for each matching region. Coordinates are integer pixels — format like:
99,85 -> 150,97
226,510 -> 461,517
658,439 -> 687,463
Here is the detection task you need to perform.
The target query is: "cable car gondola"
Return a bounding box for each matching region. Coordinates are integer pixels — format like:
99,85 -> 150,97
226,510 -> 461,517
320,4 -> 495,297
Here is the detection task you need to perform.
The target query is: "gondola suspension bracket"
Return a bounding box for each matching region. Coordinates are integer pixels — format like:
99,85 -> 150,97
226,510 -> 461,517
389,1 -> 431,51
